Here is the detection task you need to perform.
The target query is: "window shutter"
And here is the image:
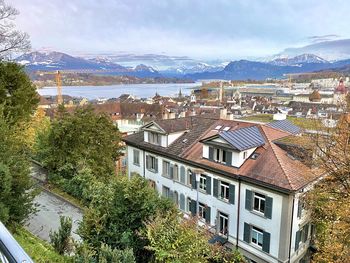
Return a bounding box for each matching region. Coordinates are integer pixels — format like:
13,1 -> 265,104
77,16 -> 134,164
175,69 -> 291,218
170,164 -> 174,179
206,176 -> 212,195
243,223 -> 250,243
146,155 -> 150,169
295,230 -> 301,251
229,184 -> 235,204
262,231 -> 271,253
302,224 -> 309,242
180,166 -> 186,183
190,200 -> 197,216
205,206 -> 211,224
245,189 -> 252,211
162,161 -> 166,175
154,158 -> 158,173
213,179 -> 219,198
226,151 -> 232,166
209,146 -> 214,160
265,196 -> 273,219
191,173 -> 196,189
179,194 -> 185,210
169,190 -> 174,200
297,200 -> 302,218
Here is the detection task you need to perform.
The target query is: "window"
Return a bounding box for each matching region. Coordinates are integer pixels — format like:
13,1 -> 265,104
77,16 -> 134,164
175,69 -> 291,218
253,193 -> 266,214
215,148 -> 227,164
174,191 -> 179,207
187,169 -> 193,186
173,165 -> 179,181
251,226 -> 264,248
199,175 -> 207,191
220,181 -> 230,201
186,197 -> 192,213
149,132 -> 161,145
162,186 -> 170,198
133,149 -> 140,165
162,161 -> 171,177
218,212 -> 229,236
146,155 -> 158,172
198,202 -> 206,219
243,151 -> 247,159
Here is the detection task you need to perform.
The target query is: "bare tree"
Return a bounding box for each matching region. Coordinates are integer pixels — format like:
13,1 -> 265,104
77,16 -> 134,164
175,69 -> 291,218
0,0 -> 30,58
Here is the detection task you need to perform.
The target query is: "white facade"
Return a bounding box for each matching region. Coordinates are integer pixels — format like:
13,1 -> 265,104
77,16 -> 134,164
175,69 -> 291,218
126,142 -> 312,263
127,124 -> 311,263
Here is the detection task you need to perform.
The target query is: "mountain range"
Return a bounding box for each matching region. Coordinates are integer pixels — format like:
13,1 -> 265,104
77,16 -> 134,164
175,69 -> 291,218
16,51 -> 161,78
15,39 -> 350,81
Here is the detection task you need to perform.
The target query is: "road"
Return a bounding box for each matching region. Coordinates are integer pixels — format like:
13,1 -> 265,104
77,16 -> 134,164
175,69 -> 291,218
25,164 -> 83,242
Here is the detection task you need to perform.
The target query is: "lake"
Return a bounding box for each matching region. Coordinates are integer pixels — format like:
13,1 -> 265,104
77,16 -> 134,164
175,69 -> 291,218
37,82 -> 201,99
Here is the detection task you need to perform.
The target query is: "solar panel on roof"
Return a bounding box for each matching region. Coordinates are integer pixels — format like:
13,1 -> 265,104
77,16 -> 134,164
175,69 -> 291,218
219,126 -> 265,151
267,120 -> 301,135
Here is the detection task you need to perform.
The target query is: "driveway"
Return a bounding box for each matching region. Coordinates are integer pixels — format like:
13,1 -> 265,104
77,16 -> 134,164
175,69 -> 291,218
26,164 -> 83,242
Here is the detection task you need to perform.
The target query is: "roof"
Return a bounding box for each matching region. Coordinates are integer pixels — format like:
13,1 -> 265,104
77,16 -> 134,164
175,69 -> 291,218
219,126 -> 265,151
267,119 -> 301,135
123,117 -> 321,193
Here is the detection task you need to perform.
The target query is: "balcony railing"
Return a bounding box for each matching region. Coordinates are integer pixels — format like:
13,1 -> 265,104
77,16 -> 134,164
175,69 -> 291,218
0,222 -> 33,263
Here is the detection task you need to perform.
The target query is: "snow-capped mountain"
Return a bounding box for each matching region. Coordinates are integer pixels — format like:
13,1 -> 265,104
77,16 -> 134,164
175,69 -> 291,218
15,51 -> 161,78
161,62 -> 227,76
268,54 -> 328,66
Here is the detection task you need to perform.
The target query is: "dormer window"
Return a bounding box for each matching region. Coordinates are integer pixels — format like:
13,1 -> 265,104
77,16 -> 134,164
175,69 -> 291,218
149,132 -> 161,145
215,148 -> 227,164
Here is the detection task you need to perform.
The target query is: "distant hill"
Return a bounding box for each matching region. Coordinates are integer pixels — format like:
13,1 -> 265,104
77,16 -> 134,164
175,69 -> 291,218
15,51 -> 162,78
185,55 -> 350,80
279,39 -> 350,61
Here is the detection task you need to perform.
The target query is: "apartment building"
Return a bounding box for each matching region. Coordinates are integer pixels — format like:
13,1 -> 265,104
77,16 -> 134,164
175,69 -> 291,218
123,116 -> 320,263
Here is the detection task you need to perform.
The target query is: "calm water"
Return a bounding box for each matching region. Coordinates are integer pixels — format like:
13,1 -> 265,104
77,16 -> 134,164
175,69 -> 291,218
38,83 -> 200,99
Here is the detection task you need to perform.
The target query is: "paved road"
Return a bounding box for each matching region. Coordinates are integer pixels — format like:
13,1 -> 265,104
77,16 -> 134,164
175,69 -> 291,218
26,165 -> 83,242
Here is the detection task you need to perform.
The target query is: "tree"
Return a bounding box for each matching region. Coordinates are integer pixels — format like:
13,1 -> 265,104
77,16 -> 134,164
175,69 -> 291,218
0,0 -> 30,57
78,176 -> 175,262
49,216 -> 73,255
143,210 -> 245,263
37,106 -> 122,197
0,110 -> 35,225
0,62 -> 39,125
306,113 -> 350,262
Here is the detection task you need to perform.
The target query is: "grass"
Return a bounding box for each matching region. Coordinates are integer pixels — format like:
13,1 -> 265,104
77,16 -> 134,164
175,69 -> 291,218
239,114 -> 323,130
13,227 -> 73,263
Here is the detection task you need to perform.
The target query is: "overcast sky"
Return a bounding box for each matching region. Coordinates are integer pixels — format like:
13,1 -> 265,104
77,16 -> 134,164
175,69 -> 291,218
11,0 -> 350,60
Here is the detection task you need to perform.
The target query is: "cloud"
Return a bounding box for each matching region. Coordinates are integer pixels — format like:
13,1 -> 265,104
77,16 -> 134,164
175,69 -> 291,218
10,0 -> 350,60
308,34 -> 341,43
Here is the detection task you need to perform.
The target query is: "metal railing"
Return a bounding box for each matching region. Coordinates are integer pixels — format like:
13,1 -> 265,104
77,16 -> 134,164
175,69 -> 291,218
0,222 -> 33,263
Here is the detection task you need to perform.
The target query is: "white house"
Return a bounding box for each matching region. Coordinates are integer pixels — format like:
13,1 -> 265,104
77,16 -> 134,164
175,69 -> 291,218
123,117 -> 320,263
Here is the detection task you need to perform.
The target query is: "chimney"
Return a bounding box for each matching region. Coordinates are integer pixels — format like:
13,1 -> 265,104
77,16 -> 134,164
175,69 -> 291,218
220,108 -> 227,120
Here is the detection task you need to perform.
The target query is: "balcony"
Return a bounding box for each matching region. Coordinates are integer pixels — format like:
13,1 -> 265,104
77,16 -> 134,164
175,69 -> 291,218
0,221 -> 33,263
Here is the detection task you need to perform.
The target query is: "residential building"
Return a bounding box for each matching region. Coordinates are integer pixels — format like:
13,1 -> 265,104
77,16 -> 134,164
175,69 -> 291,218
123,117 -> 319,263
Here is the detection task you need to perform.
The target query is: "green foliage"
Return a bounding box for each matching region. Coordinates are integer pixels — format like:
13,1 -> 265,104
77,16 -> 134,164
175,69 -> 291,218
0,62 -> 38,125
13,226 -> 73,263
36,106 -> 122,200
78,176 -> 175,262
49,216 -> 73,255
144,211 -> 211,263
144,210 -> 245,263
74,243 -> 136,263
0,112 -> 36,225
39,106 -> 121,178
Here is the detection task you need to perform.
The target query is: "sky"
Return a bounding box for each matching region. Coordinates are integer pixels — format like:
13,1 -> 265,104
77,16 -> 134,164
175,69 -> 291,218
10,0 -> 350,60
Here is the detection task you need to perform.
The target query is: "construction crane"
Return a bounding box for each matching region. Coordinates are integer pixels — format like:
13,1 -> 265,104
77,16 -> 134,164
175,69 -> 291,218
55,71 -> 62,105
37,68 -> 123,106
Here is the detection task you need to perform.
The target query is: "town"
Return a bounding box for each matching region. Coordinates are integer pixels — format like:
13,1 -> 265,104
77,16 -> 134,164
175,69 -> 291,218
1,0 -> 350,263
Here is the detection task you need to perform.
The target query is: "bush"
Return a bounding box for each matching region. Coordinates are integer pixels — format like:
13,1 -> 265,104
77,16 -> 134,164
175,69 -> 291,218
49,216 -> 73,255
